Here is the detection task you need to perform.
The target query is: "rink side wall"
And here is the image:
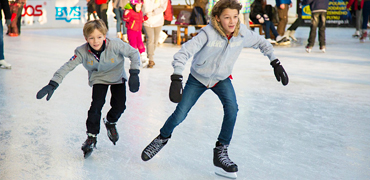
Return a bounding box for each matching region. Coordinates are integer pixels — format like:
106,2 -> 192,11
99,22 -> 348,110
2,0 -> 116,29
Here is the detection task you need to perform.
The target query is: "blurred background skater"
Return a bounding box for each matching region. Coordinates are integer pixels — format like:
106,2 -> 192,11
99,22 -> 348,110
303,0 -> 329,53
142,0 -> 167,68
275,0 -> 292,41
123,0 -> 149,67
95,0 -> 110,29
87,0 -> 98,21
359,0 -> 370,42
113,0 -> 129,42
0,0 -> 12,69
347,0 -> 363,38
239,0 -> 254,29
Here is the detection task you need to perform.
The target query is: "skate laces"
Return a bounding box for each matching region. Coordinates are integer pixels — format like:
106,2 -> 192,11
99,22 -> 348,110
145,138 -> 168,158
217,145 -> 236,167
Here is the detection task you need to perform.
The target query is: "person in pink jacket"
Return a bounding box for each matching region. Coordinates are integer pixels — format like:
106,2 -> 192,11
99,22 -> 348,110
123,0 -> 149,67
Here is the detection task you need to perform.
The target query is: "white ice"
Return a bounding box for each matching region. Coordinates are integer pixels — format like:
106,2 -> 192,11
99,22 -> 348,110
1,26 -> 370,180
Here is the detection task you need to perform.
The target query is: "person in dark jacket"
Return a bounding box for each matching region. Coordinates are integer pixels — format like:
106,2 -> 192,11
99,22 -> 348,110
0,0 -> 12,69
302,0 -> 329,53
250,0 -> 286,43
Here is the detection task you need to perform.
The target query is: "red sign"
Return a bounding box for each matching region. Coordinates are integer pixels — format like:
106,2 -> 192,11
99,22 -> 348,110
22,5 -> 43,17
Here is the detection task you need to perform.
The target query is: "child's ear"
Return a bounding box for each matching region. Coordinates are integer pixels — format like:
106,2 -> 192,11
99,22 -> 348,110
215,15 -> 220,22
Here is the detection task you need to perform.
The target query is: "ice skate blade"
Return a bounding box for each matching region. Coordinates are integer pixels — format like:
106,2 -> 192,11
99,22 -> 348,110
83,149 -> 93,159
0,66 -> 11,69
214,167 -> 237,179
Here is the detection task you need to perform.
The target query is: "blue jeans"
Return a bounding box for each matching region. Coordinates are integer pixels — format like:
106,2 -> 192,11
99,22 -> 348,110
160,74 -> 239,145
0,20 -> 4,60
362,1 -> 370,30
264,20 -> 279,39
114,8 -> 127,35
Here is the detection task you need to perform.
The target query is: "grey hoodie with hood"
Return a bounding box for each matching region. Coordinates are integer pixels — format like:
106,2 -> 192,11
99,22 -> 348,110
172,15 -> 277,88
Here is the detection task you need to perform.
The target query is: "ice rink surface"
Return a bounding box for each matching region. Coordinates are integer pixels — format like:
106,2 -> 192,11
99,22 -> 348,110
1,26 -> 370,180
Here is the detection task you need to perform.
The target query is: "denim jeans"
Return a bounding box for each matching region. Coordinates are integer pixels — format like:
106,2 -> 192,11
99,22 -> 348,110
362,1 -> 370,30
86,83 -> 126,135
307,12 -> 327,47
264,20 -> 279,39
0,20 -> 4,60
160,74 -> 239,145
114,7 -> 127,35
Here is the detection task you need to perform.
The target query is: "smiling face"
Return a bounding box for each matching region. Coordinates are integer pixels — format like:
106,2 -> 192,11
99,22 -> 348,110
85,29 -> 106,51
215,8 -> 239,36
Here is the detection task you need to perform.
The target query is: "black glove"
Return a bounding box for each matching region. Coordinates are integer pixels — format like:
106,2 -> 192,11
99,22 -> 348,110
169,74 -> 183,103
270,59 -> 289,86
36,80 -> 59,101
128,69 -> 140,92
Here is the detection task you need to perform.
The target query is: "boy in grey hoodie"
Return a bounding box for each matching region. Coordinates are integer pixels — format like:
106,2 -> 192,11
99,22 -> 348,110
141,0 -> 288,178
36,20 -> 141,158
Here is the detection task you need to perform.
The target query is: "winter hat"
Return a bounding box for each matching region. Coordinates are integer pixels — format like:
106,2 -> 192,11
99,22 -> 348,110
130,0 -> 143,5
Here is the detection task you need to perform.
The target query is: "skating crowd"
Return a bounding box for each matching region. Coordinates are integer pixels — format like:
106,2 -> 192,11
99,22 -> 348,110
0,0 -> 368,178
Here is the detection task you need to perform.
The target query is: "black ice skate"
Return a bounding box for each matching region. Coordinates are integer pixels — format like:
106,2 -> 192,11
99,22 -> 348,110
141,134 -> 170,161
213,141 -> 238,179
103,118 -> 119,145
81,133 -> 97,158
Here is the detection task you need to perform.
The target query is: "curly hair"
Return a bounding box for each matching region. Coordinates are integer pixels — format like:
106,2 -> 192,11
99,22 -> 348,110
211,0 -> 242,18
83,19 -> 108,38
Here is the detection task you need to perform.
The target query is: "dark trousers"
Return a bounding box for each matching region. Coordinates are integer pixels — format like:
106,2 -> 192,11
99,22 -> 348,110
288,15 -> 301,31
95,2 -> 109,29
277,4 -> 289,36
86,83 -> 126,135
307,12 -> 327,48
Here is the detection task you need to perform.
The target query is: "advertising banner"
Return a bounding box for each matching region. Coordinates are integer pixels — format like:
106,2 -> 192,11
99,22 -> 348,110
299,0 -> 353,27
8,0 -> 115,29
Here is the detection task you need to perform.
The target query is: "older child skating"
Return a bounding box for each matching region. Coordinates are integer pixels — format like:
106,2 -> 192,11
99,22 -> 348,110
141,0 -> 288,178
36,19 -> 141,158
123,0 -> 149,67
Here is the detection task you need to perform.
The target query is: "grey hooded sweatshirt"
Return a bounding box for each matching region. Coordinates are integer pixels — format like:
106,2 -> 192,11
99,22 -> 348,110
172,15 -> 277,88
51,38 -> 140,87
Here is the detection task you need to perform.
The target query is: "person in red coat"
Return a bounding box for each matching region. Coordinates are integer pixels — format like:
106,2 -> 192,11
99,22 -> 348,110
123,0 -> 149,67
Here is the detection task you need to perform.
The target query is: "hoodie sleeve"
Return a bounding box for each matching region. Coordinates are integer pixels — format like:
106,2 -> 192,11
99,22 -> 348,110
172,31 -> 208,75
243,30 -> 277,61
119,41 -> 141,70
51,50 -> 84,84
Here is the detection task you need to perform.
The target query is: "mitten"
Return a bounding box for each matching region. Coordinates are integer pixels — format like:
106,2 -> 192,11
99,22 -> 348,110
36,80 -> 59,101
128,69 -> 140,92
169,74 -> 183,103
270,59 -> 289,86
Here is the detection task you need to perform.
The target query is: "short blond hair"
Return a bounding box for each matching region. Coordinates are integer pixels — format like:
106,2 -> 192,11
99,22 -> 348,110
83,19 -> 108,38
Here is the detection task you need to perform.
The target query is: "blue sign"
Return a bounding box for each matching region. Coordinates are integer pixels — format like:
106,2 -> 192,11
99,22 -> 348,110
55,6 -> 88,22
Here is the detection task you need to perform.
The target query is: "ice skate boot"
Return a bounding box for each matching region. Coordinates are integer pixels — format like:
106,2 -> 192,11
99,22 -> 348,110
352,30 -> 360,38
122,34 -> 128,43
289,30 -> 297,41
360,30 -> 367,43
0,60 -> 11,69
81,133 -> 97,158
140,52 -> 149,68
103,118 -> 119,145
213,141 -> 238,179
305,45 -> 312,53
147,60 -> 155,68
116,32 -> 123,39
141,134 -> 170,161
320,46 -> 326,53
